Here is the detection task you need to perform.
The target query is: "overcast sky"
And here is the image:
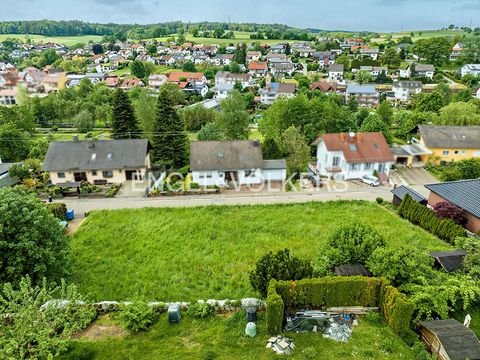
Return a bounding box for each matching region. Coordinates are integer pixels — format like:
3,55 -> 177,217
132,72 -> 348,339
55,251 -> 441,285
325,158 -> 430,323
1,0 -> 479,32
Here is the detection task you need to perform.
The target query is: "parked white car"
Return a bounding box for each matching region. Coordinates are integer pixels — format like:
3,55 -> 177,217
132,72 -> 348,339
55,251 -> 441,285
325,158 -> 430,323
360,175 -> 380,187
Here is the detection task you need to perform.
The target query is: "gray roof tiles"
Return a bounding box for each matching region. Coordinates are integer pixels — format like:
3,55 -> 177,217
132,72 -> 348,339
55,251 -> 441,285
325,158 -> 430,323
42,139 -> 149,172
419,125 -> 480,149
391,185 -> 427,203
424,179 -> 480,218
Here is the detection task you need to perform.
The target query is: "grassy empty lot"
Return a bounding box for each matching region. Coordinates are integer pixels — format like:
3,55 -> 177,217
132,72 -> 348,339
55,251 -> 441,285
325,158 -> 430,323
70,201 -> 449,302
60,311 -> 416,360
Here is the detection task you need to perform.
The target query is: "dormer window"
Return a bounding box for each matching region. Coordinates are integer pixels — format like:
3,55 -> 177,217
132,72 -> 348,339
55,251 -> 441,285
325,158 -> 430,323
107,153 -> 112,160
91,153 -> 97,161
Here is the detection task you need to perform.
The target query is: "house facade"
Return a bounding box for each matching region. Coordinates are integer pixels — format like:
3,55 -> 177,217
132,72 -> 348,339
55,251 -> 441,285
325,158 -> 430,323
42,139 -> 151,185
259,82 -> 296,105
190,140 -> 286,187
461,64 -> 480,77
328,64 -> 344,82
214,71 -> 252,99
392,81 -> 422,101
314,132 -> 394,180
345,84 -> 379,107
418,125 -> 480,163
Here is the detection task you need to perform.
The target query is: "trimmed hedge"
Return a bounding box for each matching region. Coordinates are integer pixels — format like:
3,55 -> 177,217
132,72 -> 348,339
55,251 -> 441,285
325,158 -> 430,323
45,202 -> 67,221
266,277 -> 413,338
398,194 -> 465,243
266,281 -> 284,334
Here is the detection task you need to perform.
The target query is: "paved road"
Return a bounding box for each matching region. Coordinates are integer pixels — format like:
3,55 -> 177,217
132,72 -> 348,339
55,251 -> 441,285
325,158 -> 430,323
64,187 -> 398,215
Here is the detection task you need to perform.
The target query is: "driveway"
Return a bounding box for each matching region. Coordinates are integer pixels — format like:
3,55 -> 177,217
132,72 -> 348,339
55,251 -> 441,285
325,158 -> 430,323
115,181 -> 146,198
396,166 -> 438,186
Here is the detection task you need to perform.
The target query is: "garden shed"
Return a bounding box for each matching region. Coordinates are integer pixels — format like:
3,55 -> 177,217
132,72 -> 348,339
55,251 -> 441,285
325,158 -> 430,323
429,250 -> 466,273
420,319 -> 480,360
334,264 -> 372,277
391,185 -> 427,206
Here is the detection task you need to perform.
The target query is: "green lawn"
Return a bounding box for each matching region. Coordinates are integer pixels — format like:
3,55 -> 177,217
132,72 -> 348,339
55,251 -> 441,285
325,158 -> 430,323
154,31 -> 292,45
0,34 -> 102,46
371,29 -> 473,43
59,311 -> 416,360
70,201 -> 450,302
34,130 -> 111,141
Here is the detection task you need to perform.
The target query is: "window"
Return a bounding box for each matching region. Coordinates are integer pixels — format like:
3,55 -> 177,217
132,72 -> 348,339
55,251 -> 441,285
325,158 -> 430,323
454,150 -> 459,155
332,157 -> 340,166
442,150 -> 450,156
199,173 -> 205,179
206,172 -> 213,178
350,163 -> 359,171
364,163 -> 372,170
462,150 -> 466,155
92,170 -> 97,176
58,172 -> 65,178
245,170 -> 255,177
102,171 -> 113,178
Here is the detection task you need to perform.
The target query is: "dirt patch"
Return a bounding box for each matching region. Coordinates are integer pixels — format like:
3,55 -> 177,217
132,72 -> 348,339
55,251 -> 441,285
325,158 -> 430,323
73,321 -> 128,340
66,217 -> 86,235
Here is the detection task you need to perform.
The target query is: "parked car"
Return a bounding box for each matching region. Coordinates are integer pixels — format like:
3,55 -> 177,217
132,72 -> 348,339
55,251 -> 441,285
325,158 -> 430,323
360,175 -> 380,187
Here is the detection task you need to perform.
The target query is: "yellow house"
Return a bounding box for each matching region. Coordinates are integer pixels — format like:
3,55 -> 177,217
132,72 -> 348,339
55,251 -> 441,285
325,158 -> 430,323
41,72 -> 67,93
418,125 -> 480,163
42,139 -> 151,186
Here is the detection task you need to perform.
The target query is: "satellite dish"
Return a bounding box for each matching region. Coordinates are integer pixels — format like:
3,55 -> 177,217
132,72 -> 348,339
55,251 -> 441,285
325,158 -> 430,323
349,132 -> 355,138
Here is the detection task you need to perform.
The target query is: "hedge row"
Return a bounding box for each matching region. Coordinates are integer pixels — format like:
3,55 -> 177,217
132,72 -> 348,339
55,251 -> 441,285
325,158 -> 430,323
45,202 -> 67,221
266,277 -> 413,337
398,194 -> 465,243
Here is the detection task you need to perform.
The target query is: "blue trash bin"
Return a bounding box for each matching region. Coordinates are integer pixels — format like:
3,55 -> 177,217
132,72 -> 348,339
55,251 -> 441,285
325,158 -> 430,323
66,209 -> 75,221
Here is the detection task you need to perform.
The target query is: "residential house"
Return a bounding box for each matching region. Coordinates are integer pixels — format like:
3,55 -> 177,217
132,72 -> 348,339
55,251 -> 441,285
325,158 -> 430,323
314,51 -> 335,69
42,139 -> 151,185
136,54 -> 156,64
0,88 -> 17,106
190,140 -> 287,187
328,64 -> 344,82
157,55 -> 176,66
246,51 -> 262,63
425,179 -> 480,234
310,81 -> 337,93
214,71 -> 252,99
105,75 -> 120,88
213,54 -> 235,66
392,80 -> 422,101
259,81 -> 296,105
391,185 -> 427,206
168,71 -> 209,97
461,64 -> 480,77
359,66 -> 388,78
341,38 -> 363,50
192,53 -> 209,65
148,74 -> 168,91
269,62 -> 295,77
345,84 -> 379,107
248,61 -> 268,77
130,43 -> 145,53
477,88 -> 480,99
0,71 -> 18,88
418,125 -> 480,163
120,77 -> 145,91
390,139 -> 432,167
314,131 -> 394,181
269,44 -> 286,54
450,43 -> 463,61
360,48 -> 380,61
42,72 -> 67,93
400,63 -> 435,79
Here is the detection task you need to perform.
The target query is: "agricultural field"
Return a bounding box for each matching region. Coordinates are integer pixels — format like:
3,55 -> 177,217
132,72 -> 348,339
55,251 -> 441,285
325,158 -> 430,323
371,29 -> 473,43
70,201 -> 450,302
154,31 -> 294,45
0,33 -> 103,46
59,311 -> 416,360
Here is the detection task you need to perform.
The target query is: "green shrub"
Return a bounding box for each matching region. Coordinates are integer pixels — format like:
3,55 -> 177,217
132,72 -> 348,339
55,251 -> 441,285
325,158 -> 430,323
187,302 -> 215,318
376,197 -> 384,204
190,182 -> 200,189
45,202 -> 67,220
202,349 -> 217,360
118,301 -> 159,332
177,165 -> 190,177
363,311 -> 381,324
249,249 -> 313,297
379,283 -> 414,337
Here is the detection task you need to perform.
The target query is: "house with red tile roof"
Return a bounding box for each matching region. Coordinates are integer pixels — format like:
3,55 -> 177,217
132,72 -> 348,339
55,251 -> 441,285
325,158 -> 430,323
313,132 -> 394,180
248,61 -> 268,77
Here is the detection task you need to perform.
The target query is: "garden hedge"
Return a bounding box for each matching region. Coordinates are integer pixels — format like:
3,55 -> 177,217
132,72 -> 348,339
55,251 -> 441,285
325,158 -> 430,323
398,194 -> 465,243
45,202 -> 67,221
266,276 -> 413,337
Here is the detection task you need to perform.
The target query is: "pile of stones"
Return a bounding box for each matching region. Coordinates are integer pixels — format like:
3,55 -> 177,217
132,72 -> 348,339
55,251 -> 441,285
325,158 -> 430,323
266,336 -> 295,354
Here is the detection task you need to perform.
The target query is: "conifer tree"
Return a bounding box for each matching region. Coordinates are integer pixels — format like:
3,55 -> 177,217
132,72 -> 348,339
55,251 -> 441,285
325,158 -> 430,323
111,89 -> 141,139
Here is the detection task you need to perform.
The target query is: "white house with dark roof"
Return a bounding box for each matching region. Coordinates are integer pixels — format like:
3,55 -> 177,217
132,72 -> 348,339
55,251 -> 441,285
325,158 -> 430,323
392,80 -> 422,101
42,139 -> 151,186
190,141 -> 286,187
461,64 -> 480,77
345,84 -> 379,107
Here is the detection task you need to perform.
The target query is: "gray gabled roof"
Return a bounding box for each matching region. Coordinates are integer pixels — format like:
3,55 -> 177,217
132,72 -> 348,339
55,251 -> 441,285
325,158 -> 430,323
429,250 -> 466,272
419,125 -> 480,149
391,185 -> 427,203
190,141 -> 264,171
42,139 -> 149,172
420,319 -> 480,360
424,179 -> 480,218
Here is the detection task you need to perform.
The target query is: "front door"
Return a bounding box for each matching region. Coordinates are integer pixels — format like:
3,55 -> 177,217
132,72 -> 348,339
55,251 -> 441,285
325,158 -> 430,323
74,172 -> 87,182
378,164 -> 386,174
225,171 -> 238,183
